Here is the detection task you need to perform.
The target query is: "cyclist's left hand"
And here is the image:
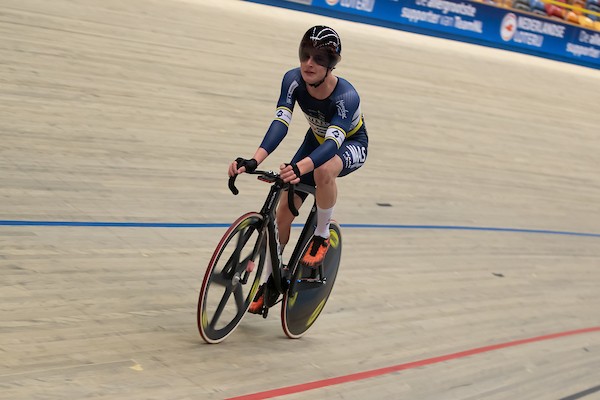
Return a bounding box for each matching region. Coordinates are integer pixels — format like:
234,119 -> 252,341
280,163 -> 301,184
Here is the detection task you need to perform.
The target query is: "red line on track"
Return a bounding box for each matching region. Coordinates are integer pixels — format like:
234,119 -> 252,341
227,326 -> 600,400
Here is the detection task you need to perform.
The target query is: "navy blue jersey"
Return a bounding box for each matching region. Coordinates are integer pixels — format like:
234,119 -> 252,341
260,68 -> 367,168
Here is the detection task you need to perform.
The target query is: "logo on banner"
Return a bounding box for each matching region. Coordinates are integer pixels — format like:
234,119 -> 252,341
325,0 -> 375,12
500,13 -> 517,41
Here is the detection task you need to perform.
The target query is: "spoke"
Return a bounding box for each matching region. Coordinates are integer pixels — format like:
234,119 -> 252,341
231,253 -> 254,310
220,243 -> 241,281
230,229 -> 245,270
209,285 -> 233,329
233,282 -> 246,311
210,269 -> 229,287
221,226 -> 254,279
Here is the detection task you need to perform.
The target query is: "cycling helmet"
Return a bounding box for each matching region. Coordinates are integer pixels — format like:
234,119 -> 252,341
299,25 -> 342,69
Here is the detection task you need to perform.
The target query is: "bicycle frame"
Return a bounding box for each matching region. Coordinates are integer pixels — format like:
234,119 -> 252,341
230,170 -> 317,296
264,182 -> 317,295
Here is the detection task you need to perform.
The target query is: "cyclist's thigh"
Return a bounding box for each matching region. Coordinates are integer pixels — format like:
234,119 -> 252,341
338,134 -> 368,177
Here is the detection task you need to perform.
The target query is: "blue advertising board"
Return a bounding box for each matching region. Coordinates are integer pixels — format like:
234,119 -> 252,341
246,0 -> 600,69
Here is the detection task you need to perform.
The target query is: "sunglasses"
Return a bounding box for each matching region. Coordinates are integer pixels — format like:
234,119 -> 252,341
299,48 -> 330,67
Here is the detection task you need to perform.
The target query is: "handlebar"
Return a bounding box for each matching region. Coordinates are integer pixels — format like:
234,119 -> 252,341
228,170 -> 300,217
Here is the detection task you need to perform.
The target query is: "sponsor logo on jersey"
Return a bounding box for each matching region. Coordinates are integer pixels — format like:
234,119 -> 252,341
275,107 -> 293,126
304,113 -> 329,138
342,145 -> 367,169
336,99 -> 348,119
286,80 -> 299,104
325,125 -> 346,147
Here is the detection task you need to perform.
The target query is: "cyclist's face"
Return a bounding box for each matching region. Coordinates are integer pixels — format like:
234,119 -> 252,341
299,47 -> 329,83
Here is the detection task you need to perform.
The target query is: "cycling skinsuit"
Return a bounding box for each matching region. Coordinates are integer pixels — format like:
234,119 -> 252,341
259,68 -> 368,189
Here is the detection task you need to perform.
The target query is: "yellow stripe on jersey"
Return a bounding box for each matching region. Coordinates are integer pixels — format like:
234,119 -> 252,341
346,115 -> 364,138
313,133 -> 325,144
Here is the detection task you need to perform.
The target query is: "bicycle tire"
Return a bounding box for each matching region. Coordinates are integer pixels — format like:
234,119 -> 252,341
281,221 -> 342,339
197,212 -> 266,344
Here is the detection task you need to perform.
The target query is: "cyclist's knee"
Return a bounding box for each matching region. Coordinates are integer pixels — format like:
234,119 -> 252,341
314,157 -> 342,187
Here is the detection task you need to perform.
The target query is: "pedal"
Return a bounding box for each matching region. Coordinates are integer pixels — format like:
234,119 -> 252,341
264,277 -> 280,308
298,262 -> 325,280
295,277 -> 327,290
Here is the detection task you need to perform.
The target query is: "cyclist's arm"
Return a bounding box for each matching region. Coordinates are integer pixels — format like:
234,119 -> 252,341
257,70 -> 299,159
258,107 -> 291,155
303,90 -> 360,171
233,71 -> 298,176
280,134 -> 339,180
250,147 -> 269,165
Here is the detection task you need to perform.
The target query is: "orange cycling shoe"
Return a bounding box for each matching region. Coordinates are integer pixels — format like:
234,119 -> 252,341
248,277 -> 278,314
248,285 -> 264,314
301,235 -> 330,267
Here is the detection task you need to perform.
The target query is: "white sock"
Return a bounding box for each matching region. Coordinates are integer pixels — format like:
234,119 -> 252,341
262,241 -> 286,282
314,206 -> 333,238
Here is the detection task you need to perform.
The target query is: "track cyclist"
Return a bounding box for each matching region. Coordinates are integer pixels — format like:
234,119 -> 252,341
228,25 -> 369,313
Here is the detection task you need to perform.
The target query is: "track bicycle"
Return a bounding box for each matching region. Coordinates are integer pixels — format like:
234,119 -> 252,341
197,169 -> 342,344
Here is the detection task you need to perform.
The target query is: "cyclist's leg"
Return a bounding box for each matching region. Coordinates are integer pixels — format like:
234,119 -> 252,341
313,155 -> 343,234
302,135 -> 368,266
300,157 -> 341,266
314,134 -> 369,208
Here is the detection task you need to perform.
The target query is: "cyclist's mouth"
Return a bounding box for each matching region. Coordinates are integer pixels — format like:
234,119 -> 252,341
302,69 -> 318,79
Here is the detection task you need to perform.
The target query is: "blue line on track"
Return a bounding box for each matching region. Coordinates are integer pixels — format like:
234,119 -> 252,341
0,220 -> 230,228
1,220 -> 599,238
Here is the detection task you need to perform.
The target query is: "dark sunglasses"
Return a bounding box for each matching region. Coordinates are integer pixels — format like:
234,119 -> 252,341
299,48 -> 330,67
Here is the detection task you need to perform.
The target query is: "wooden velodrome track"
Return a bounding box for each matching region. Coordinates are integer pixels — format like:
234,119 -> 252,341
1,0 -> 600,398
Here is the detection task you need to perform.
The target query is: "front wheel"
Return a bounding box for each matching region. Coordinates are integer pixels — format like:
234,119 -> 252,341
197,212 -> 266,344
281,221 -> 342,339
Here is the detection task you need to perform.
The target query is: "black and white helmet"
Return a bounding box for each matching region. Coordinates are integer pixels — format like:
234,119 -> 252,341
299,25 -> 342,69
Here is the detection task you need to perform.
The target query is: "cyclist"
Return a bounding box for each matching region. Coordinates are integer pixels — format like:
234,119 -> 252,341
228,25 -> 368,313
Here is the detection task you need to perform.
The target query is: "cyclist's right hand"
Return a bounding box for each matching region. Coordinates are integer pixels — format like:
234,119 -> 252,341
229,157 -> 258,177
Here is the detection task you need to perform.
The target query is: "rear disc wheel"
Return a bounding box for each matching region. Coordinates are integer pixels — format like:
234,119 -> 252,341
281,222 -> 342,339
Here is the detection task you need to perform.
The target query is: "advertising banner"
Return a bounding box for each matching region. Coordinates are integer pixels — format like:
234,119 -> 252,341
248,0 -> 600,69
